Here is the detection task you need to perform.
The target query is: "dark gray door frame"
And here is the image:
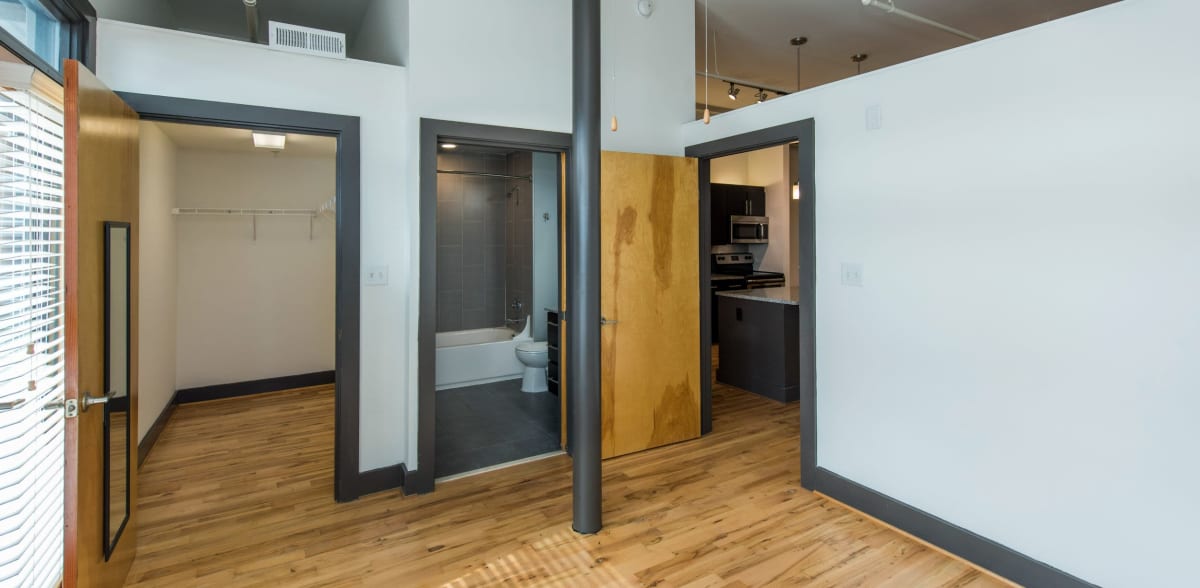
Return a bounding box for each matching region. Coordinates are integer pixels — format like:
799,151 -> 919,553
685,120 -> 817,479
686,120 -> 1094,588
411,118 -> 572,495
117,93 -> 368,502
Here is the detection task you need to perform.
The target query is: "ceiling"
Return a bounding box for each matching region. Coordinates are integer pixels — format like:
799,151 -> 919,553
694,0 -> 1119,113
152,121 -> 337,158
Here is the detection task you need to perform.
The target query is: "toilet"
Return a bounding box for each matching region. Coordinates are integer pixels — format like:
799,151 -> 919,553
515,341 -> 549,393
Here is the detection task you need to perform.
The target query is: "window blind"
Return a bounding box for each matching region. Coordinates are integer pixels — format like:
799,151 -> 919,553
0,85 -> 66,588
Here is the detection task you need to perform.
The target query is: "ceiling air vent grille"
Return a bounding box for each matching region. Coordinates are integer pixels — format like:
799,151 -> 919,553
268,21 -> 346,60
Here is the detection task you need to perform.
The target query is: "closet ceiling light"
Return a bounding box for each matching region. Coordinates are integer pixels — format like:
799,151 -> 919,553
440,143 -> 458,150
252,132 -> 286,150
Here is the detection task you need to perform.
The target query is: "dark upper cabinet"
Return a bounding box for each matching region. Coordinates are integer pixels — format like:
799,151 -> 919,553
711,183 -> 767,245
745,188 -> 765,217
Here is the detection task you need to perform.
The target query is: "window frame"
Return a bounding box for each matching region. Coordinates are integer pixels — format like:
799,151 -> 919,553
0,0 -> 96,84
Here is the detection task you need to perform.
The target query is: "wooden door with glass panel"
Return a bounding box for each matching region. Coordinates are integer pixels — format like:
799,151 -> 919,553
62,59 -> 140,588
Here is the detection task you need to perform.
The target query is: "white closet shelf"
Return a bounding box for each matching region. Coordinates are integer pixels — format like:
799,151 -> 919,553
172,207 -> 318,217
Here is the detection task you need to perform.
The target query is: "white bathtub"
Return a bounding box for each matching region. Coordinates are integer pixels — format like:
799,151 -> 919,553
435,326 -> 531,390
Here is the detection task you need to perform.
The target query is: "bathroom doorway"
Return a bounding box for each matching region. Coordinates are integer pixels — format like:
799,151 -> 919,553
417,120 -> 570,489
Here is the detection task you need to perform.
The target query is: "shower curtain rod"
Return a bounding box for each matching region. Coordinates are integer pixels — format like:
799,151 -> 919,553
436,169 -> 532,181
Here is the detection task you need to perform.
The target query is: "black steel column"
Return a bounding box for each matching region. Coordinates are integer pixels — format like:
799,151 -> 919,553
569,0 -> 602,534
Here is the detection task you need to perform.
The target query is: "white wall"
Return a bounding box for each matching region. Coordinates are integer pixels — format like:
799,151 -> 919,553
98,20 -> 410,472
682,1 -> 1198,585
405,0 -> 693,155
531,151 -> 559,340
709,153 -> 748,184
352,0 -> 408,66
137,122 -> 177,441
747,146 -> 791,283
173,150 -> 336,389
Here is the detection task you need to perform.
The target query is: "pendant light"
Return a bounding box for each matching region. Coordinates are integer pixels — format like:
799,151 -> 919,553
702,0 -> 711,124
791,36 -> 807,92
852,53 -> 869,75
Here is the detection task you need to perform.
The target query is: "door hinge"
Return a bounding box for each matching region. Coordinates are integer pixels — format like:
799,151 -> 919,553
44,398 -> 79,418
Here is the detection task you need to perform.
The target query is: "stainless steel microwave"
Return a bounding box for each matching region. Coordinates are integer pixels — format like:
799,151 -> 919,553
730,215 -> 769,244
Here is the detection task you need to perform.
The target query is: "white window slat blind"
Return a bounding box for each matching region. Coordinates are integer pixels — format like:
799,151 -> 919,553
0,85 -> 66,588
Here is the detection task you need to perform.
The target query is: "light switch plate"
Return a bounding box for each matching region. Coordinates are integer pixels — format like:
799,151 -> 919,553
364,265 -> 389,286
841,262 -> 864,287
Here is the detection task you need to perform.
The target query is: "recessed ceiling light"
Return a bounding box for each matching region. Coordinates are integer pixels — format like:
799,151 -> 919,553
252,132 -> 286,150
440,143 -> 458,150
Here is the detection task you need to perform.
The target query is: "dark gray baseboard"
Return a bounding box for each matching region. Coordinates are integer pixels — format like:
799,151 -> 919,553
402,463 -> 435,495
175,371 -> 336,404
809,467 -> 1097,588
137,391 -> 177,466
349,464 -> 407,498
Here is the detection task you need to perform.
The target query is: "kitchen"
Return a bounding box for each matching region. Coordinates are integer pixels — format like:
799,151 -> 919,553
708,142 -> 802,403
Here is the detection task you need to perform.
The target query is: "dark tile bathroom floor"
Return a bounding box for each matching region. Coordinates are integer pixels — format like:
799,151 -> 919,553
435,379 -> 561,478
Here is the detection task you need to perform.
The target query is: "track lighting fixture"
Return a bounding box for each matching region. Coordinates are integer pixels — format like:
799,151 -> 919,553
727,82 -> 739,101
755,89 -> 767,103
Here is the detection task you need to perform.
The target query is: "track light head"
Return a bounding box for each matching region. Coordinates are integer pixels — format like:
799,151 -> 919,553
727,82 -> 739,101
755,89 -> 767,103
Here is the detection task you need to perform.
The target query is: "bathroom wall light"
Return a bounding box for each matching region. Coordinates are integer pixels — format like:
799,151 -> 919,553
792,182 -> 801,200
252,132 -> 286,150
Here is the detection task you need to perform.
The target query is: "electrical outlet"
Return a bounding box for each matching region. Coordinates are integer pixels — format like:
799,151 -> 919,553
841,263 -> 864,287
364,265 -> 389,286
865,104 -> 882,131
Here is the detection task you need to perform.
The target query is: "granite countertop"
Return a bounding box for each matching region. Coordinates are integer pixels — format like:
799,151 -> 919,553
715,286 -> 801,306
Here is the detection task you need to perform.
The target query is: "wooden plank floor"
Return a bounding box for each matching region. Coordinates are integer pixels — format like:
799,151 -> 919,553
127,379 -> 1008,587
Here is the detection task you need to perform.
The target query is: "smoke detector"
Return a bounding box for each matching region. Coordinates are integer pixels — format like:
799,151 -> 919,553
636,0 -> 654,18
268,21 -> 346,60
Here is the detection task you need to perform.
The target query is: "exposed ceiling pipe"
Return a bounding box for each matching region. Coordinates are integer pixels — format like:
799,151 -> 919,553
244,0 -> 260,43
861,0 -> 980,42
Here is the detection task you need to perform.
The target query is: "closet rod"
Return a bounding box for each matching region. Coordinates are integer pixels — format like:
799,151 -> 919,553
436,169 -> 531,181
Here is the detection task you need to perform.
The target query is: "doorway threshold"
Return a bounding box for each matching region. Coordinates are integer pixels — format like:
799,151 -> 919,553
434,450 -> 565,484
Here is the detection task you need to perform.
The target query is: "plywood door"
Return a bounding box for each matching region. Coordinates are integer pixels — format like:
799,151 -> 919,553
63,60 -> 140,588
600,151 -> 699,458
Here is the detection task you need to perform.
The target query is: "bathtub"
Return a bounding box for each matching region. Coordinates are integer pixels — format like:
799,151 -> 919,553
435,326 -> 532,390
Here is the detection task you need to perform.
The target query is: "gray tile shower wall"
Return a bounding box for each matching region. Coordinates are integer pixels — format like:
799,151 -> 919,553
437,152 -> 509,332
505,152 -> 533,330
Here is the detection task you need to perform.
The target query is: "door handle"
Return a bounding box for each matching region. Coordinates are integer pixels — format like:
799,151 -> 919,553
81,390 -> 110,412
0,398 -> 26,411
600,316 -> 619,326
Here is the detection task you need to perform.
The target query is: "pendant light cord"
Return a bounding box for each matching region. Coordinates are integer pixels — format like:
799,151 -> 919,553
704,0 -> 709,109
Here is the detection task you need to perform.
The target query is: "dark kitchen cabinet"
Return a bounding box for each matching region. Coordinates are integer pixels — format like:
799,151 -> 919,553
711,183 -> 767,245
